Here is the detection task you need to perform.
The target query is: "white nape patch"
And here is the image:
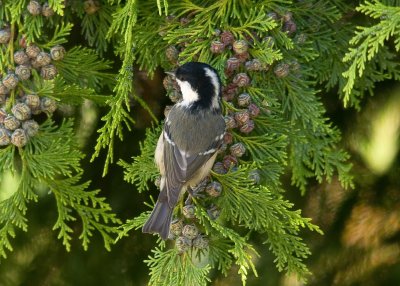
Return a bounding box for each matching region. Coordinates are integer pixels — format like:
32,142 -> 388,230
176,78 -> 199,106
163,131 -> 175,146
204,68 -> 220,109
199,148 -> 216,156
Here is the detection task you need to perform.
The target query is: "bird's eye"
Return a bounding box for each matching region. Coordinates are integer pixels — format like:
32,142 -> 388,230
177,75 -> 188,83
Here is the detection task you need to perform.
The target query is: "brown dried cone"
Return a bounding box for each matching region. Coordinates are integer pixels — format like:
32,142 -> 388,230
192,235 -> 209,249
234,110 -> 250,126
245,59 -> 263,72
218,143 -> 227,154
22,120 -> 39,137
192,176 -> 210,194
224,115 -> 237,129
31,107 -> 42,115
0,109 -> 7,123
41,64 -> 57,80
182,204 -> 196,219
205,181 -> 222,197
25,94 -> 41,109
34,52 -> 52,68
222,83 -> 238,101
240,119 -> 255,134
267,12 -> 279,21
237,93 -> 251,107
165,14 -> 176,22
42,2 -> 55,17
19,36 -> 27,49
158,28 -> 167,37
167,232 -> 175,240
182,224 -> 199,240
27,0 -> 42,16
235,51 -> 250,63
0,83 -> 9,95
0,127 -> 11,146
249,169 -> 261,184
3,115 -> 21,130
175,236 -> 191,253
12,103 -> 31,120
262,63 -> 271,72
213,28 -> 221,36
170,219 -> 184,236
168,90 -> 181,103
230,142 -> 246,157
11,129 -> 28,147
223,132 -> 233,145
0,29 -> 11,44
210,40 -> 225,54
165,46 -> 179,63
14,51 -> 29,65
274,63 -> 290,78
162,75 -> 179,91
212,161 -> 226,174
50,45 -> 66,61
289,59 -> 301,72
248,103 -> 260,118
0,94 -> 6,105
41,97 -> 57,113
225,57 -> 241,73
26,44 -> 41,59
84,0 -> 100,15
295,33 -> 307,44
232,40 -> 249,55
245,31 -> 259,44
179,17 -> 189,26
232,73 -> 250,87
222,92 -> 234,102
162,77 -> 171,91
207,205 -> 221,220
223,154 -> 238,169
220,30 -> 234,46
2,73 -> 19,89
283,20 -> 297,36
282,12 -> 293,22
154,175 -> 161,188
15,65 -> 31,81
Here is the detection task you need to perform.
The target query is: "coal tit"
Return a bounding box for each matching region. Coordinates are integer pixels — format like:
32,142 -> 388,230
142,62 -> 226,240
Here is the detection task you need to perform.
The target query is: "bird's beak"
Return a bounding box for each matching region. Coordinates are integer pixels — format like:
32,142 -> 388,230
165,70 -> 176,77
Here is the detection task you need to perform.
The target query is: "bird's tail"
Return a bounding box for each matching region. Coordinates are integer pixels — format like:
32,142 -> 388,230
142,198 -> 173,240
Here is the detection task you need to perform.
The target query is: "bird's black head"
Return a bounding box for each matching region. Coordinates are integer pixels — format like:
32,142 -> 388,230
172,62 -> 222,111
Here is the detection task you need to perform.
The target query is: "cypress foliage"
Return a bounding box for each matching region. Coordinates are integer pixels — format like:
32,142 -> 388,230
0,0 -> 120,258
1,0 -> 399,285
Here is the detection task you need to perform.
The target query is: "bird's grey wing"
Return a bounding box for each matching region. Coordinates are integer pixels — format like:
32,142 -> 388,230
162,124 -> 223,208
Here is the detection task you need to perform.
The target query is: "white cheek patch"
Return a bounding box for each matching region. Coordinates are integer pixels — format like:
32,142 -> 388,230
204,68 -> 220,109
176,79 -> 199,106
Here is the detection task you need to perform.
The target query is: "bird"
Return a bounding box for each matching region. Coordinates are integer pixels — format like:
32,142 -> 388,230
142,62 -> 226,240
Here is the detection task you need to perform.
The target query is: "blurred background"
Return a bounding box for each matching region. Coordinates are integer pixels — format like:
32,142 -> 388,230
0,69 -> 399,286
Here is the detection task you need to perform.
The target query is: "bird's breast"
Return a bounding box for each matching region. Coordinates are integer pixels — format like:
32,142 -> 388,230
167,107 -> 225,154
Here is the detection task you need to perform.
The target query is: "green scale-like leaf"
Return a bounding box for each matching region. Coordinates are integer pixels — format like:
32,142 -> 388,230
0,119 -> 121,258
342,1 -> 400,107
